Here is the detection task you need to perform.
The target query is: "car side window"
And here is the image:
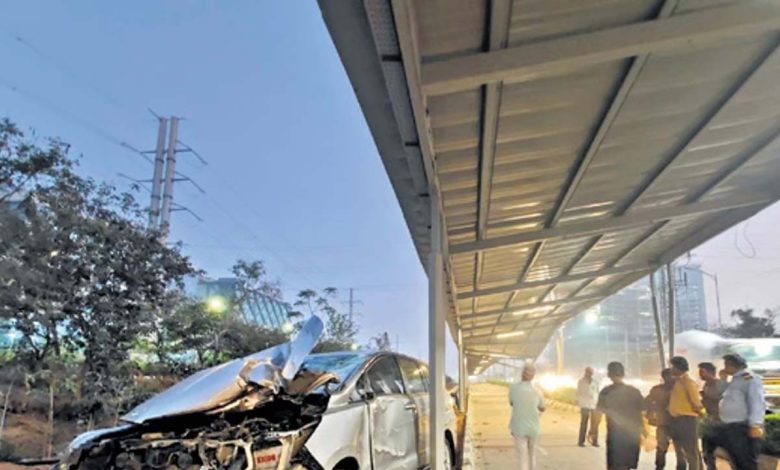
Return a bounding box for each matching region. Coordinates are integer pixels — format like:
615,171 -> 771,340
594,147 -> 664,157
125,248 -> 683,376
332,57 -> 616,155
398,357 -> 427,394
362,356 -> 404,396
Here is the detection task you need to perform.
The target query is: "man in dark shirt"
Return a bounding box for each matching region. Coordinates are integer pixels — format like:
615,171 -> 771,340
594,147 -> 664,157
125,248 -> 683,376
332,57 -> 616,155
591,361 -> 646,470
645,368 -> 684,470
698,362 -> 727,470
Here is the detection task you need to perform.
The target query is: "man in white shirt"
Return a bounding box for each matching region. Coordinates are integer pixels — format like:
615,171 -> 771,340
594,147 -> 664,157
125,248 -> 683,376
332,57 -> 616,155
577,366 -> 600,447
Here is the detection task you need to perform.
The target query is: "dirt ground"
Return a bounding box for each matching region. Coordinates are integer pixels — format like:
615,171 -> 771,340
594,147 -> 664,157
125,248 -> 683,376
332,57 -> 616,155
1,411 -> 79,462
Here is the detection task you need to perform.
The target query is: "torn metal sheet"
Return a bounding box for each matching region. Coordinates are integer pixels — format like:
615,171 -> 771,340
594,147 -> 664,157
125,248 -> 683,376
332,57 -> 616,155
58,317 -> 329,470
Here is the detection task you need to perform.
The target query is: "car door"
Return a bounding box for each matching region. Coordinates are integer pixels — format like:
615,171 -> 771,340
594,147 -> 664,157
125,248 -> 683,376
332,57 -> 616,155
398,357 -> 429,467
359,355 -> 418,470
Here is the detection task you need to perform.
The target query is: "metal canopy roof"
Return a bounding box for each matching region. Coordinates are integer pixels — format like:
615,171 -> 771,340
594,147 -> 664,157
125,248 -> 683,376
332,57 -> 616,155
319,0 -> 780,371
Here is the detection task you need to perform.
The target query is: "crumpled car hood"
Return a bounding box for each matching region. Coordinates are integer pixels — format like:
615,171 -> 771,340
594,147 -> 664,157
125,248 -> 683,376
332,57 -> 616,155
123,316 -> 324,424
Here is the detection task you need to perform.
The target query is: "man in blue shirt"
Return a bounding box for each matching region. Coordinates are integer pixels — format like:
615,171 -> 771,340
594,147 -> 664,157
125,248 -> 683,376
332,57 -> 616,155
716,353 -> 766,470
508,363 -> 545,470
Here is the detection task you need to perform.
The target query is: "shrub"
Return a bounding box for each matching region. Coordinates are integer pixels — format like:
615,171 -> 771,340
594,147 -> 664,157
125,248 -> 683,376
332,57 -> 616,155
0,439 -> 17,460
764,414 -> 780,456
544,386 -> 578,406
487,379 -> 509,388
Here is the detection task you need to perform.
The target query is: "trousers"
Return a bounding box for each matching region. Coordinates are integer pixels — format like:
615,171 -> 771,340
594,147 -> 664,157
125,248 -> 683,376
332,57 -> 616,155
580,408 -> 598,445
717,422 -> 760,470
513,435 -> 537,470
656,424 -> 686,470
669,416 -> 702,470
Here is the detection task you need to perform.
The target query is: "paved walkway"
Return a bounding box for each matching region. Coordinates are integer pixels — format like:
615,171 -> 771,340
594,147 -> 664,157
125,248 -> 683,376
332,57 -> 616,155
467,382 -> 657,469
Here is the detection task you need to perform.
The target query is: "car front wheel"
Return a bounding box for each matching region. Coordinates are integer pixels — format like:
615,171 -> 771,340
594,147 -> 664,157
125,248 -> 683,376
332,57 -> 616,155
443,435 -> 455,470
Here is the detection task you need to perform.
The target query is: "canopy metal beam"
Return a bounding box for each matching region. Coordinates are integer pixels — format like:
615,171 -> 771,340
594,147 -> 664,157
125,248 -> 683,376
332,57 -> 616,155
470,0 -> 513,340
458,263 -> 649,300
450,194 -> 768,255
458,293 -> 603,322
514,37 -> 780,350
421,2 -> 780,95
462,311 -> 577,334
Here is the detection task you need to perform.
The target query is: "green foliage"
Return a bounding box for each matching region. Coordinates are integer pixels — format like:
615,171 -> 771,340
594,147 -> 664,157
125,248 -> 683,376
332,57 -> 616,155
232,259 -> 281,305
145,293 -> 289,372
764,414 -> 780,456
721,308 -> 776,338
0,439 -> 17,461
544,386 -> 578,405
367,332 -> 392,351
0,119 -> 368,451
292,288 -> 358,351
486,379 -> 509,388
0,119 -> 196,416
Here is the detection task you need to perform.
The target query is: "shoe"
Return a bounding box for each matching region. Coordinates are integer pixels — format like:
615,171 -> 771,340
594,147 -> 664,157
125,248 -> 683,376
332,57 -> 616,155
578,443 -> 585,447
591,442 -> 600,447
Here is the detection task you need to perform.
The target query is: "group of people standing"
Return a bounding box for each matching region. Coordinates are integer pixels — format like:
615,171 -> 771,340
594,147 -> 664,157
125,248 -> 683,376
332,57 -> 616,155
578,354 -> 765,470
508,353 -> 766,470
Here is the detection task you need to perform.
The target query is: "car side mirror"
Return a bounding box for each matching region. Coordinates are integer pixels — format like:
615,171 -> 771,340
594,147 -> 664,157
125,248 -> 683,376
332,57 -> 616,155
362,390 -> 376,401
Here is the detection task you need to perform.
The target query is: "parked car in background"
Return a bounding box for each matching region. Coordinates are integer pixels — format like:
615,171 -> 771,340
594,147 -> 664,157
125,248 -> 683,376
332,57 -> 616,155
56,317 -> 458,470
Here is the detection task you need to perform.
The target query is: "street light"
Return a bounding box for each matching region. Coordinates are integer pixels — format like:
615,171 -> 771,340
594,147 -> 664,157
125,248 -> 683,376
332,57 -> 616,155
205,295 -> 228,314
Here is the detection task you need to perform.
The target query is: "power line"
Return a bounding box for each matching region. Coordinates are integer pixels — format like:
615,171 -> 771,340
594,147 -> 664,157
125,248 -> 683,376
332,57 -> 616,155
3,33 -> 321,289
192,190 -> 320,289
7,32 -> 145,117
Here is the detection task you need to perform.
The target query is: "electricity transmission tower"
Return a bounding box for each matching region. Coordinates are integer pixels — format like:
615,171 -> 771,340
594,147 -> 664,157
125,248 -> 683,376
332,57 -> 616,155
144,116 -> 203,238
342,288 -> 363,321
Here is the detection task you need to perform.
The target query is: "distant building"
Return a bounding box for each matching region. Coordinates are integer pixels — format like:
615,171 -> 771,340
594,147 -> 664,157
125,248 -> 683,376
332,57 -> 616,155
555,262 -> 709,377
559,280 -> 659,377
189,277 -> 291,330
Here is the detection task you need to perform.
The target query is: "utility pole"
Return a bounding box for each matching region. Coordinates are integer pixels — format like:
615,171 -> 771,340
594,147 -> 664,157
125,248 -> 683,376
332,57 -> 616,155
650,271 -> 666,369
160,117 -> 180,238
666,263 -> 676,360
555,328 -> 564,375
148,117 -> 168,229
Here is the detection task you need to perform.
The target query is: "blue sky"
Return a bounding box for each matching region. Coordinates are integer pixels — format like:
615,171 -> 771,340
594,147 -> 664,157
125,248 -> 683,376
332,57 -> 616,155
2,2 -> 779,374
0,1 -> 451,362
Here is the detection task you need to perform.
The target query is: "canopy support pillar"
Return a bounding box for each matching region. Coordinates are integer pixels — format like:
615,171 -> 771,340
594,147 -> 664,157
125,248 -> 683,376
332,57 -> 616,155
457,328 -> 467,413
429,196 -> 446,470
666,263 -> 676,360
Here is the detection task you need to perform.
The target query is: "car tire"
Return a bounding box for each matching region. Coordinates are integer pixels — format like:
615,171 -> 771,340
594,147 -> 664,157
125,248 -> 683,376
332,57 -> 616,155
443,435 -> 455,470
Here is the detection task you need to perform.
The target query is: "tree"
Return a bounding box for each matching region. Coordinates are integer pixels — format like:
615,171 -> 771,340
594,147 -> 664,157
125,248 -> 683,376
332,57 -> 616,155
0,118 -> 70,204
292,288 -> 358,352
0,119 -> 196,416
721,308 -> 776,338
232,259 -> 281,301
152,259 -> 290,372
367,332 -> 393,351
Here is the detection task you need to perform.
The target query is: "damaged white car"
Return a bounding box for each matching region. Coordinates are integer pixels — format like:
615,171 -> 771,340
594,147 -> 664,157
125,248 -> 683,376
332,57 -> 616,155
56,316 -> 458,470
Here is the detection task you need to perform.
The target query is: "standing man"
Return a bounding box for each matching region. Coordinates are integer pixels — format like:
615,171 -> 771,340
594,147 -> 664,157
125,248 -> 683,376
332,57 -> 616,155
645,368 -> 685,470
668,356 -> 704,470
509,363 -> 545,470
577,366 -> 600,447
718,353 -> 766,470
591,362 -> 645,470
698,362 -> 727,470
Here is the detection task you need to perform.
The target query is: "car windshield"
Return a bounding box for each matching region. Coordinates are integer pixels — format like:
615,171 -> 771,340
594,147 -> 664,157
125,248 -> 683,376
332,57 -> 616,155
728,342 -> 780,363
301,353 -> 367,384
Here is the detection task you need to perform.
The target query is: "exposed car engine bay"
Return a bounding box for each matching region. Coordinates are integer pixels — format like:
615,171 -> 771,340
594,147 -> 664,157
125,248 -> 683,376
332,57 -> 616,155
55,316 -> 334,470
59,388 -> 328,470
